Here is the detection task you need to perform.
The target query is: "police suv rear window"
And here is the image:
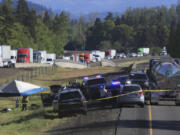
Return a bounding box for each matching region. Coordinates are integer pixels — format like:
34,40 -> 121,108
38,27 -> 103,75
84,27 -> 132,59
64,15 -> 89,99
87,78 -> 106,85
130,74 -> 147,80
123,86 -> 140,92
60,92 -> 81,100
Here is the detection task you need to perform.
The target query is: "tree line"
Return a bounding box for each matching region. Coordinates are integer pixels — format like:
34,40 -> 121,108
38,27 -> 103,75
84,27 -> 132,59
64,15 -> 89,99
67,5 -> 180,57
84,6 -> 180,54
0,0 -> 69,56
0,0 -> 180,57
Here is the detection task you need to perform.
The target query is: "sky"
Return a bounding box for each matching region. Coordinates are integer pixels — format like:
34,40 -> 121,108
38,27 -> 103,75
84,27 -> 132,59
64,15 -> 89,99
27,0 -> 178,14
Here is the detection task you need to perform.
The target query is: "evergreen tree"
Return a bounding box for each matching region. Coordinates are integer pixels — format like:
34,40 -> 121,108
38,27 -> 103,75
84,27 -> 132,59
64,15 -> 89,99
16,0 -> 29,25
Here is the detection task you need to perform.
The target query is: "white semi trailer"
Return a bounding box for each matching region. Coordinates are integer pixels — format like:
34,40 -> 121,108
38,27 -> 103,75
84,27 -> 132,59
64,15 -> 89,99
33,50 -> 47,63
0,45 -> 13,67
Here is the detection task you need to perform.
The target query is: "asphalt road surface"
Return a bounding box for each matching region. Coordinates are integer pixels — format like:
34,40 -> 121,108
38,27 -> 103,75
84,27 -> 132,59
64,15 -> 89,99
47,102 -> 180,135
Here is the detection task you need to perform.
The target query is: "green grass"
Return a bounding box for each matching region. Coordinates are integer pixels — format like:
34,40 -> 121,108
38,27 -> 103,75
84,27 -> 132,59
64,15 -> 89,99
0,95 -> 68,135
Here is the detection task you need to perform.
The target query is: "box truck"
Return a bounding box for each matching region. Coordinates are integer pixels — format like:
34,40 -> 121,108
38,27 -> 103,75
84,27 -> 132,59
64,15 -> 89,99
17,48 -> 33,63
0,45 -> 12,67
33,50 -> 47,63
46,53 -> 56,65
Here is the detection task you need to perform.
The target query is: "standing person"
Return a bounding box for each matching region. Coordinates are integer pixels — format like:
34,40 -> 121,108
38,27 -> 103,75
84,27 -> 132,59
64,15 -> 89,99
16,97 -> 19,108
22,96 -> 29,111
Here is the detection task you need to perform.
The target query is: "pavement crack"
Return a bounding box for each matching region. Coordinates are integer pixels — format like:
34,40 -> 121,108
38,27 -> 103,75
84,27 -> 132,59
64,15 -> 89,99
114,108 -> 122,135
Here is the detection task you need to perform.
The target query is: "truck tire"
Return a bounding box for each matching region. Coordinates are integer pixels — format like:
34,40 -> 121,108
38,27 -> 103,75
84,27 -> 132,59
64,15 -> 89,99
139,103 -> 144,108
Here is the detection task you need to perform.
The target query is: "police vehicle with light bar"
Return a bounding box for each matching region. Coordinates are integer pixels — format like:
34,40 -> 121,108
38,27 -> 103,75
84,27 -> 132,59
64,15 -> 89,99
106,81 -> 122,96
82,75 -> 108,100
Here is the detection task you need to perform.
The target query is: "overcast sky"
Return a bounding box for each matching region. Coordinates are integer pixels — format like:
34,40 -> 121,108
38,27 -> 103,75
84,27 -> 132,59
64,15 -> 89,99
27,0 -> 178,14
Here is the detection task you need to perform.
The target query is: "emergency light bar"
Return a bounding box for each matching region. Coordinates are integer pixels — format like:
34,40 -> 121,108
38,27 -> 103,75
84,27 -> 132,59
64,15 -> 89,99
83,77 -> 89,80
111,81 -> 121,85
96,75 -> 102,78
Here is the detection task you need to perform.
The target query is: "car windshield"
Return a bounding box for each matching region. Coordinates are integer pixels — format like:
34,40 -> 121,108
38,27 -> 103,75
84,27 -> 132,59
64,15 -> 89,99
117,76 -> 129,81
123,86 -> 140,92
47,58 -> 52,61
130,74 -> 147,80
87,78 -> 106,85
60,91 -> 81,101
18,54 -> 27,57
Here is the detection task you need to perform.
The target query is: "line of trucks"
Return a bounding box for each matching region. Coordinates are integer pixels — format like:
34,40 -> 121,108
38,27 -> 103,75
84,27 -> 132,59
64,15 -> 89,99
69,49 -> 117,63
66,48 -> 151,63
0,45 -> 56,68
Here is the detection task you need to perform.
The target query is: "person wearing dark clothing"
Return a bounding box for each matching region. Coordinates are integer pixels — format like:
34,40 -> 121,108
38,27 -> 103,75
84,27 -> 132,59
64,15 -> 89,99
22,96 -> 29,111
16,97 -> 19,108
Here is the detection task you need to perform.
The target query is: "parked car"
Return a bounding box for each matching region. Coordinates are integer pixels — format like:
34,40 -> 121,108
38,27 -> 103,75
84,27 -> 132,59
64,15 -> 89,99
117,84 -> 145,107
82,75 -> 107,100
114,75 -> 131,85
106,81 -> 122,96
58,89 -> 87,118
115,53 -> 126,59
129,72 -> 150,89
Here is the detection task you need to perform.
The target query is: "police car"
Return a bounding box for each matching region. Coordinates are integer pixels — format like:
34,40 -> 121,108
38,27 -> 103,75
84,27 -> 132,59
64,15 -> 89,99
106,81 -> 122,96
82,75 -> 108,100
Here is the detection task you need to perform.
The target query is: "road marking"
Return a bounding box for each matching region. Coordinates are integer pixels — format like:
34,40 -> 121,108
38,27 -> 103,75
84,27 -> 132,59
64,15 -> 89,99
148,101 -> 153,135
114,108 -> 122,135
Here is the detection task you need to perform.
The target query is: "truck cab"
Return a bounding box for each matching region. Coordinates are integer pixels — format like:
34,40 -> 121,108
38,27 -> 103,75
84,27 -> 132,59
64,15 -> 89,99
17,48 -> 33,63
46,53 -> 56,65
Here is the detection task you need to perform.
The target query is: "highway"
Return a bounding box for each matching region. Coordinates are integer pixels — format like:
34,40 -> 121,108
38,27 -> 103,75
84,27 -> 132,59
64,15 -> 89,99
47,103 -> 180,135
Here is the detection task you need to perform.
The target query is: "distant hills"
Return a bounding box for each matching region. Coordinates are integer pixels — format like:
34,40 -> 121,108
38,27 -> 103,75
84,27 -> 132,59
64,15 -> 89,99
0,0 -> 178,20
0,0 -> 54,15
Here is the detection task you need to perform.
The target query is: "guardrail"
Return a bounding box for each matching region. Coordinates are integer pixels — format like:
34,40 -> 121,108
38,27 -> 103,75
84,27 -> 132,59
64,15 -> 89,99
55,59 -> 87,66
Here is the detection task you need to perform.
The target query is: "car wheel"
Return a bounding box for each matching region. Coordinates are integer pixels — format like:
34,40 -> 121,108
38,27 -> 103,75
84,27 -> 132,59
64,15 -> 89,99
150,101 -> 158,105
82,110 -> 87,115
139,103 -> 144,108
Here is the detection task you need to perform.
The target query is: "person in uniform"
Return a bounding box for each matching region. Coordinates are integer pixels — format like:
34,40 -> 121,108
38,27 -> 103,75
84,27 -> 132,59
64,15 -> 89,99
22,96 -> 29,111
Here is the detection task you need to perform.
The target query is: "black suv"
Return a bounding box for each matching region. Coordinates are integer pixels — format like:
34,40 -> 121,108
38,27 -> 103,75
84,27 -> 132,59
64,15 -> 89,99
58,89 -> 87,118
129,72 -> 150,89
83,76 -> 107,100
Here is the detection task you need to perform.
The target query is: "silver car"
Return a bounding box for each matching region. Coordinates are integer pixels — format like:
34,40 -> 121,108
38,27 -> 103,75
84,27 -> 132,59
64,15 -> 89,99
117,84 -> 145,107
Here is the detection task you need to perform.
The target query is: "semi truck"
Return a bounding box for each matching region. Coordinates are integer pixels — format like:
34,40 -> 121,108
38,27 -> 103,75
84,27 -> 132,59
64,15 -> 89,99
0,45 -> 12,67
91,50 -> 105,59
79,53 -> 91,63
105,49 -> 116,59
33,50 -> 47,63
10,50 -> 17,64
46,53 -> 56,65
17,48 -> 33,63
138,48 -> 150,56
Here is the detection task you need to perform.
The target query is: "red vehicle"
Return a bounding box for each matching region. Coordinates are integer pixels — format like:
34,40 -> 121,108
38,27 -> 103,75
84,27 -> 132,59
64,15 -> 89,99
84,54 -> 91,64
17,48 -> 33,63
